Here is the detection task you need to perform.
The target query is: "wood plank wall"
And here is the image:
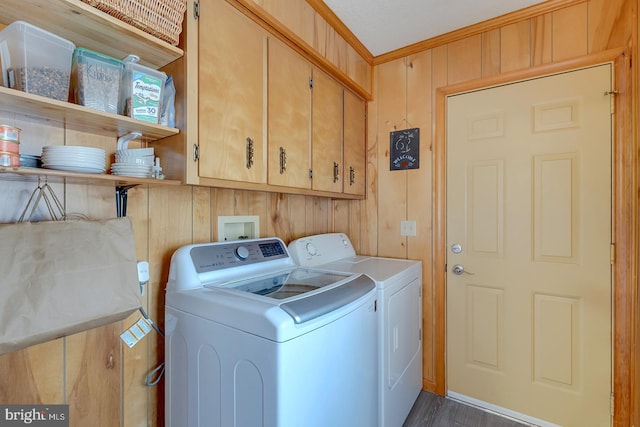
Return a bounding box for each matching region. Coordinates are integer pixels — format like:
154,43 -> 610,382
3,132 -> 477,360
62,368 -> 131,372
249,0 -> 372,94
0,3 -> 376,425
367,0 -> 638,420
0,1 -> 376,424
0,145 -> 345,427
0,0 -> 637,426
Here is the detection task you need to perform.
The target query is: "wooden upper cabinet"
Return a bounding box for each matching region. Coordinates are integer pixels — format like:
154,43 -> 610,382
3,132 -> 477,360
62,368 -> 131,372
198,0 -> 266,183
160,0 -> 367,198
343,90 -> 366,197
267,38 -> 312,189
311,68 -> 344,193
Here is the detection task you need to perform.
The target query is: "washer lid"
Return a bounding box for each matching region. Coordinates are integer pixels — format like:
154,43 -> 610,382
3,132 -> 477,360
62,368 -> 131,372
166,272 -> 376,340
280,274 -> 375,323
207,267 -> 352,300
203,268 -> 376,324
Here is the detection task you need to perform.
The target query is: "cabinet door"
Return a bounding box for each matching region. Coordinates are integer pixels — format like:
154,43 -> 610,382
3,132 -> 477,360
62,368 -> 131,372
343,90 -> 366,196
311,69 -> 343,193
267,38 -> 311,189
198,0 -> 266,183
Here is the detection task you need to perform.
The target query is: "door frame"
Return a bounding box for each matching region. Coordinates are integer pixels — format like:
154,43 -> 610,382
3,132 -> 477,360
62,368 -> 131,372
432,48 -> 637,427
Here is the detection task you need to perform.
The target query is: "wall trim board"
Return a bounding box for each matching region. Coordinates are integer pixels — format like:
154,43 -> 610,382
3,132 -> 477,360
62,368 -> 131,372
224,0 -> 587,100
372,0 -> 587,65
187,176 -> 366,200
432,47 -> 636,427
227,0 -> 373,100
305,0 -> 374,64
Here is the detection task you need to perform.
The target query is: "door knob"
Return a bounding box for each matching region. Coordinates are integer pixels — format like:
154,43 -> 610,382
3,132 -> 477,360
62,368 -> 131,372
452,264 -> 474,275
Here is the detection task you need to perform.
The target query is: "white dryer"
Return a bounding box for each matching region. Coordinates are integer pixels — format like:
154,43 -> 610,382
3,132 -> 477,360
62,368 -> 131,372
288,233 -> 423,427
165,237 -> 378,427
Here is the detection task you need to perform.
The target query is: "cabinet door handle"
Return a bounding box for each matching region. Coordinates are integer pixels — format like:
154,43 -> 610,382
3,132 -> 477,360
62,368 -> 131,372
246,137 -> 254,169
349,166 -> 356,185
279,147 -> 287,174
333,162 -> 340,183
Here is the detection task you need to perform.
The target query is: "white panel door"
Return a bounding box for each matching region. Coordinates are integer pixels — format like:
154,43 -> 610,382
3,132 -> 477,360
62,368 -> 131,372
446,64 -> 612,427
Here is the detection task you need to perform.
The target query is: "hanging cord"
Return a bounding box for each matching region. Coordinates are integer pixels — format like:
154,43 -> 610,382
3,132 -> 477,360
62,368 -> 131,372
145,363 -> 165,387
138,306 -> 166,386
139,306 -> 164,338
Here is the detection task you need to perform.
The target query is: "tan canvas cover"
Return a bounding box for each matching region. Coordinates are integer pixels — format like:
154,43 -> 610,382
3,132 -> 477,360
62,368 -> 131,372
0,218 -> 141,354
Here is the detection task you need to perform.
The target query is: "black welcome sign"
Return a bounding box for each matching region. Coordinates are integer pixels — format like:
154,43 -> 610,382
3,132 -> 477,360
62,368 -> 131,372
390,128 -> 419,170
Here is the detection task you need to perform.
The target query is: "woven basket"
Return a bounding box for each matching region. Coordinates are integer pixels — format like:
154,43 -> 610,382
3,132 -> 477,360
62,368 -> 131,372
82,0 -> 188,46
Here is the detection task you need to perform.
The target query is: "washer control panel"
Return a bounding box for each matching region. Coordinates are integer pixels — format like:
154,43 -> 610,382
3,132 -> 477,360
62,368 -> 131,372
288,233 -> 356,267
190,238 -> 288,273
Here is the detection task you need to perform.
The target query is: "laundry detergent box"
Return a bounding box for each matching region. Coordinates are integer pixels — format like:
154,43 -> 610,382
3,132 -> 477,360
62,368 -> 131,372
119,56 -> 166,123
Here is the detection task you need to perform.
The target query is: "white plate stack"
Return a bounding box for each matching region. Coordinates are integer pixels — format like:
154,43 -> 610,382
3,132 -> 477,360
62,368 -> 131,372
111,147 -> 154,178
41,145 -> 106,174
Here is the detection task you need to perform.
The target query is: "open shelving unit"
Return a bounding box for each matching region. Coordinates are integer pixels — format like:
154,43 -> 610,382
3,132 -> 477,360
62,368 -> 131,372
0,0 -> 184,192
0,0 -> 184,69
0,165 -> 181,187
0,85 -> 179,140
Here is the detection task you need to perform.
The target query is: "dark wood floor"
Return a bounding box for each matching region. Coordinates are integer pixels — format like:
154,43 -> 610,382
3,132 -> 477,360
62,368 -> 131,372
403,392 -> 530,427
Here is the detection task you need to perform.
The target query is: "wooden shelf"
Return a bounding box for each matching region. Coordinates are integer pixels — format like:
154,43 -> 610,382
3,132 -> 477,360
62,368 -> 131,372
0,86 -> 179,140
0,0 -> 186,211
0,0 -> 184,69
0,166 -> 181,187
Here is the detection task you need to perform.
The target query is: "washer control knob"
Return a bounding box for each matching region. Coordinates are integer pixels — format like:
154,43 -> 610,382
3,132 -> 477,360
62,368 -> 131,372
306,242 -> 318,256
235,246 -> 250,260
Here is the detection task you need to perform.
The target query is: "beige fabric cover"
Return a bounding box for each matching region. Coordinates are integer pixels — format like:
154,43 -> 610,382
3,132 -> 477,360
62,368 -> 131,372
0,218 -> 140,354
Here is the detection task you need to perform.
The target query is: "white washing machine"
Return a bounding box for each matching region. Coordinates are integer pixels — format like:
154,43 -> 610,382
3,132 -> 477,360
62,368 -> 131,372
165,237 -> 378,427
288,233 -> 423,427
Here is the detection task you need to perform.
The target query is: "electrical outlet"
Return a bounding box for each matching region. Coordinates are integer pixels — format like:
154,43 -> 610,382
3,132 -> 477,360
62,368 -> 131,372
400,220 -> 417,236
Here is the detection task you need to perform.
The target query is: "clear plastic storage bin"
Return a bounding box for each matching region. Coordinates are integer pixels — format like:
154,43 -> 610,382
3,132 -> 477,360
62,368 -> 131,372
0,21 -> 75,101
71,48 -> 123,114
119,57 -> 166,124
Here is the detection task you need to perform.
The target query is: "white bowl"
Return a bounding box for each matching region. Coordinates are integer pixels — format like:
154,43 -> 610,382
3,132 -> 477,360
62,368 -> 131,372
116,148 -> 154,157
115,155 -> 154,166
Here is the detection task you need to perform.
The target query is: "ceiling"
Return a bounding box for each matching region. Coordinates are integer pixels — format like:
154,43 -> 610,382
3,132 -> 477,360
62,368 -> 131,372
322,0 -> 548,57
